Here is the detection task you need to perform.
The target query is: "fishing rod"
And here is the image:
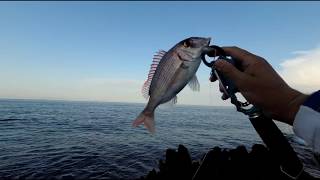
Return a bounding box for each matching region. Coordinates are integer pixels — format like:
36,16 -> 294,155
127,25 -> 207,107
192,45 -> 305,180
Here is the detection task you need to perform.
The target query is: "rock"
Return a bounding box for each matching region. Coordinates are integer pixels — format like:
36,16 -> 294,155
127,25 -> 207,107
177,144 -> 192,179
145,169 -> 157,180
139,144 -> 317,180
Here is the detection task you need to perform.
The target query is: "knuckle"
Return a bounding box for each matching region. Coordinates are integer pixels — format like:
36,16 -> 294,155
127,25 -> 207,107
231,46 -> 239,50
230,46 -> 242,52
251,58 -> 268,67
223,46 -> 240,53
256,55 -> 268,63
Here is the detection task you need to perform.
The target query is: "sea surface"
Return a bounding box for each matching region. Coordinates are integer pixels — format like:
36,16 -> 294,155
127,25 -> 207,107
0,99 -> 319,179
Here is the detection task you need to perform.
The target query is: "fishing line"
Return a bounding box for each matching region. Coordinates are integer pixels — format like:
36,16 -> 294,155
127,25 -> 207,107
205,53 -> 218,106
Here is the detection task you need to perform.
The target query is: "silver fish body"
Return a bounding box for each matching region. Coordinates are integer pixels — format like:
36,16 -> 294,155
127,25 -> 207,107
133,37 -> 211,133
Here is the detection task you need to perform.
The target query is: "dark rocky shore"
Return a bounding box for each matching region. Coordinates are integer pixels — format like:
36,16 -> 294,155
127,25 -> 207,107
137,144 -> 318,180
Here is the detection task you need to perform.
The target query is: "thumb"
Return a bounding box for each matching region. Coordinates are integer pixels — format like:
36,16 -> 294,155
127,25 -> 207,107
214,59 -> 246,87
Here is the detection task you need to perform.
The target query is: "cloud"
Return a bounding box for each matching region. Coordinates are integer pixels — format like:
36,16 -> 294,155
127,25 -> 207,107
279,47 -> 320,94
291,50 -> 312,55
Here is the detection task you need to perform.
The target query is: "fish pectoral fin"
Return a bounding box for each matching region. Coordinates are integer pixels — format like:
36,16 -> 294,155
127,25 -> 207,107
188,75 -> 200,91
180,63 -> 189,69
177,52 -> 193,62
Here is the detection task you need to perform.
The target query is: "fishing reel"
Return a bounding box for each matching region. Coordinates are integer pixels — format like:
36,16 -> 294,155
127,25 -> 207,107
201,45 -> 260,117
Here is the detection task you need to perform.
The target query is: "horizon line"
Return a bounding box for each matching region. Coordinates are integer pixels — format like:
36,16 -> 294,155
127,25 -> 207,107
0,97 -> 232,108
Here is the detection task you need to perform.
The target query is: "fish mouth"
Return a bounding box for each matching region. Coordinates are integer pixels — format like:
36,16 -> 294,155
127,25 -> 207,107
201,37 -> 211,52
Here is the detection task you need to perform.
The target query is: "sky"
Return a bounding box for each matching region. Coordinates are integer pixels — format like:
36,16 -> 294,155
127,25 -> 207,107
0,2 -> 319,106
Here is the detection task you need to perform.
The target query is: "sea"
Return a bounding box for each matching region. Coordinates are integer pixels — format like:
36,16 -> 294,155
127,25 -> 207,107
0,99 -> 319,179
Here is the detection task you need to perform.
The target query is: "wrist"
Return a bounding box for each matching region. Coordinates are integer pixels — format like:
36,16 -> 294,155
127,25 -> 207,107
286,90 -> 309,125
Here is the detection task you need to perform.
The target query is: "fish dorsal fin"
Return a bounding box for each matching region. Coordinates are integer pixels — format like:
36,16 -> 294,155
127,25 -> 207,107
142,50 -> 167,99
188,75 -> 200,91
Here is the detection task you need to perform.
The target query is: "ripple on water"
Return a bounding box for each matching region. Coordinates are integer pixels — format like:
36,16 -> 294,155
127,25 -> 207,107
0,100 -> 319,179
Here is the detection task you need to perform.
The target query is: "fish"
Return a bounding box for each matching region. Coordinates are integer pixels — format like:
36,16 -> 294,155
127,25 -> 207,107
133,37 -> 211,133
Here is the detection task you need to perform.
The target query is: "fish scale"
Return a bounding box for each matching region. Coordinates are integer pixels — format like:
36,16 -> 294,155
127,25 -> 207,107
153,55 -> 180,96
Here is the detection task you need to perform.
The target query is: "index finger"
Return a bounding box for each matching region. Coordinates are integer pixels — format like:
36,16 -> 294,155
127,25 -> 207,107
222,46 -> 263,66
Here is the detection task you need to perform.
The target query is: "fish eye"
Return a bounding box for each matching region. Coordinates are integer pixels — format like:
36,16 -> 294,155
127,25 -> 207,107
183,40 -> 191,48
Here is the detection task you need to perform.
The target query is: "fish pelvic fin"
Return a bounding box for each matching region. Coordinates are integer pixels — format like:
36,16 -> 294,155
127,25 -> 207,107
188,74 -> 200,91
132,110 -> 155,134
161,95 -> 178,107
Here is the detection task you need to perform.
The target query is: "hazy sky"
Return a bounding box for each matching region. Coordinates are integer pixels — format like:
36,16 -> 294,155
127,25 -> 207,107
0,2 -> 319,106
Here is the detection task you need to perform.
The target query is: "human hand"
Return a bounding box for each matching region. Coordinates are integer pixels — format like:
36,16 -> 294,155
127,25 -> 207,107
211,46 -> 308,125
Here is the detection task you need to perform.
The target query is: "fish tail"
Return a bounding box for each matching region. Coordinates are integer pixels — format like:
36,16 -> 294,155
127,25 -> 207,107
132,109 -> 155,134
